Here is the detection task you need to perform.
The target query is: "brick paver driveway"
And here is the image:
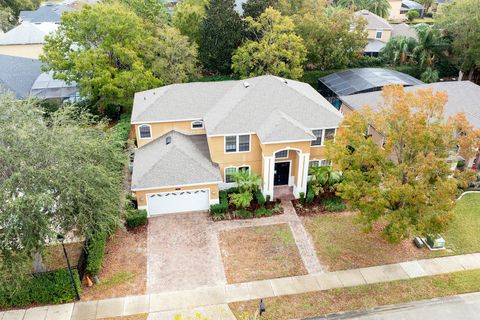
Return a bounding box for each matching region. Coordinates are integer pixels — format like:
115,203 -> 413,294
147,212 -> 226,293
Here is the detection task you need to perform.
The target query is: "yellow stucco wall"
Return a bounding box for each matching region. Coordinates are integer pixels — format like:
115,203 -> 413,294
134,183 -> 219,207
366,29 -> 392,42
135,120 -> 206,147
388,0 -> 406,20
208,135 -> 263,163
261,141 -> 311,156
0,44 -> 43,59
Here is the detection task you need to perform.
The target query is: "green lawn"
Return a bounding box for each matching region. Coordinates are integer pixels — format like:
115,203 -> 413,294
302,193 -> 480,271
443,193 -> 480,254
230,269 -> 480,320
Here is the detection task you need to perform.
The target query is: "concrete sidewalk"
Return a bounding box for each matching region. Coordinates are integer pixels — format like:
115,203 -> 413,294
2,253 -> 480,320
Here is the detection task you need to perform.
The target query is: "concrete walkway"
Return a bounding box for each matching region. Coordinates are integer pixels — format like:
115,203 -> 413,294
3,253 -> 480,320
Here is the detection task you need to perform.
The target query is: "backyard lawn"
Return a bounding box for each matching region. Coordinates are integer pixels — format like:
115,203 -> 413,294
302,193 -> 480,271
81,225 -> 147,300
219,224 -> 307,283
230,269 -> 480,320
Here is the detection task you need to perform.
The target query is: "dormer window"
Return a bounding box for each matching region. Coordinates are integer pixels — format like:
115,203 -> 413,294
138,124 -> 152,139
191,120 -> 204,129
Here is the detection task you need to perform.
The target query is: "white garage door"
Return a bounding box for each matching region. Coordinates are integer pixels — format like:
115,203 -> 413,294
147,189 -> 210,215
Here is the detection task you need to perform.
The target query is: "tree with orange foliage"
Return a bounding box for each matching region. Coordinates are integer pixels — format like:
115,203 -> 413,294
328,85 -> 479,243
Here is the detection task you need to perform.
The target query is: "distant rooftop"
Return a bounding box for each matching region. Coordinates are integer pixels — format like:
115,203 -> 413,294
402,0 -> 425,10
391,23 -> 418,40
0,54 -> 42,98
20,3 -> 74,23
319,68 -> 424,97
354,10 -> 392,30
0,22 -> 58,45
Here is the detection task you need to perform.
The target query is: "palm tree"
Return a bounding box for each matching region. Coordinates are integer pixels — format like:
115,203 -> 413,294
413,24 -> 447,69
420,67 -> 439,83
335,0 -> 365,10
364,0 -> 391,18
308,166 -> 343,193
381,36 -> 418,65
231,170 -> 262,193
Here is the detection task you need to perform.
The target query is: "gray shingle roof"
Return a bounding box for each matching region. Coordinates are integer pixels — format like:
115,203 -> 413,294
391,23 -> 418,40
402,0 -> 425,10
355,10 -> 393,30
365,39 -> 387,53
0,54 -> 42,98
20,4 -> 73,23
0,22 -> 58,45
131,131 -> 222,190
339,81 -> 480,129
133,75 -> 343,144
319,68 -> 424,97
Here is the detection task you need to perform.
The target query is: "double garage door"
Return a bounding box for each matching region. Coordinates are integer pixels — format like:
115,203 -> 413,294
147,189 -> 210,216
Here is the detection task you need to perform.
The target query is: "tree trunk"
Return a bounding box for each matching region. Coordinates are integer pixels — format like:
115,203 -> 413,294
458,70 -> 463,81
468,69 -> 474,81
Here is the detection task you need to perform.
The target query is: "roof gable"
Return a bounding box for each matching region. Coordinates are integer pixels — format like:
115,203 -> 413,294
0,54 -> 42,98
0,22 -> 58,45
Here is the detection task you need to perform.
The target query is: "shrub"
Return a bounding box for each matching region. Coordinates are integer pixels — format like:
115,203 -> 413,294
125,208 -> 147,229
109,113 -> 131,149
210,199 -> 228,215
299,192 -> 305,203
229,191 -> 253,209
406,10 -> 420,21
255,207 -> 273,217
266,195 -> 271,203
0,269 -> 81,308
321,196 -> 346,212
235,209 -> 253,218
306,188 -> 315,204
255,190 -> 266,206
86,233 -> 107,275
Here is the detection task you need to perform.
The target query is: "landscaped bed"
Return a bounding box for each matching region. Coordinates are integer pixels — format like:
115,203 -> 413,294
229,268 -> 480,320
219,224 -> 307,283
81,225 -> 147,300
301,193 -> 480,271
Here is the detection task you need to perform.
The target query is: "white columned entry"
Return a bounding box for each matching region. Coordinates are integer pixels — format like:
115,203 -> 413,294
262,155 -> 275,199
294,152 -> 310,198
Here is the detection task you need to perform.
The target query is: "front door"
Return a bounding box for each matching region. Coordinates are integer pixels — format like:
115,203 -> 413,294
274,162 -> 290,186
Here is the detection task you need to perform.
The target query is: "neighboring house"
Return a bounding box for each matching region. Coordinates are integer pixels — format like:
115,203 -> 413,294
388,0 -> 405,20
130,75 -> 343,216
401,0 -> 425,15
0,22 -> 58,59
355,10 -> 418,56
355,10 -> 393,56
318,68 -> 424,108
339,81 -> 480,169
0,54 -> 78,101
19,3 -> 74,23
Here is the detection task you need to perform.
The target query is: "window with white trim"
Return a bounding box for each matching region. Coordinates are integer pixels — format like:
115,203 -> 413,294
139,124 -> 151,139
309,159 -> 332,167
324,128 -> 336,142
224,166 -> 250,183
225,134 -> 250,153
275,150 -> 289,158
312,129 -> 323,146
191,120 -> 204,129
376,31 -> 382,39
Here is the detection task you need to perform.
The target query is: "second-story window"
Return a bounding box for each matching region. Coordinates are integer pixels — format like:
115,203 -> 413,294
225,134 -> 250,153
139,124 -> 151,139
324,128 -> 336,142
312,129 -> 323,146
239,135 -> 250,152
192,120 -> 204,129
376,31 -> 382,39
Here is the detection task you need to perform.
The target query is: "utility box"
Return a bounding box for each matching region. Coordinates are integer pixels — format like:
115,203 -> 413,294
426,234 -> 445,249
414,237 -> 424,248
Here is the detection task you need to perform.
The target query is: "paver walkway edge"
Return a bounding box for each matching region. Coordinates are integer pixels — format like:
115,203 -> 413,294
5,252 -> 480,320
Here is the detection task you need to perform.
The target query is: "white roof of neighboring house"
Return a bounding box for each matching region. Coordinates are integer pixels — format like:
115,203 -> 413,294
132,75 -> 343,144
339,81 -> 480,129
391,23 -> 418,40
365,39 -> 387,53
355,10 -> 393,30
0,22 -> 58,45
131,131 -> 221,190
402,0 -> 425,10
20,3 -> 74,23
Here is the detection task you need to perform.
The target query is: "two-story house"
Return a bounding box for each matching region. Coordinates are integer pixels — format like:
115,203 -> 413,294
130,75 -> 343,216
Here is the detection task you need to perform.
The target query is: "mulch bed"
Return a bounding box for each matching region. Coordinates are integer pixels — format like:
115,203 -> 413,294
213,198 -> 284,221
292,192 -> 338,216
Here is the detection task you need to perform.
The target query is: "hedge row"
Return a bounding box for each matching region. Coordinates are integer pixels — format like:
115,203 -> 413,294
125,208 -> 148,229
210,190 -> 228,215
86,233 -> 107,275
109,113 -> 131,149
0,269 -> 80,308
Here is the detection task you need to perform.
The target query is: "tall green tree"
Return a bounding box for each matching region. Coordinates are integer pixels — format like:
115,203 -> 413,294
294,2 -> 367,69
115,0 -> 170,25
199,0 -> 243,74
173,0 -> 208,45
42,2 -> 198,116
0,0 -> 40,30
231,7 -> 307,79
0,7 -> 15,32
336,0 -> 391,18
328,86 -> 478,242
413,24 -> 446,69
436,0 -> 480,81
0,93 -> 124,284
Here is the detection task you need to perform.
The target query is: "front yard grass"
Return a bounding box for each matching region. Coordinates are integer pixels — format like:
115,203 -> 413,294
302,193 -> 480,271
81,225 -> 147,300
219,224 -> 307,283
230,269 -> 480,320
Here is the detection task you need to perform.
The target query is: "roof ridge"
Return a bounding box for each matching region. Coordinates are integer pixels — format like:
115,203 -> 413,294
277,110 -> 314,136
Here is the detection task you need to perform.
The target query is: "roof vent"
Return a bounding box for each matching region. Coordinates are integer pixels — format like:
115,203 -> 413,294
166,136 -> 171,145
243,82 -> 250,88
